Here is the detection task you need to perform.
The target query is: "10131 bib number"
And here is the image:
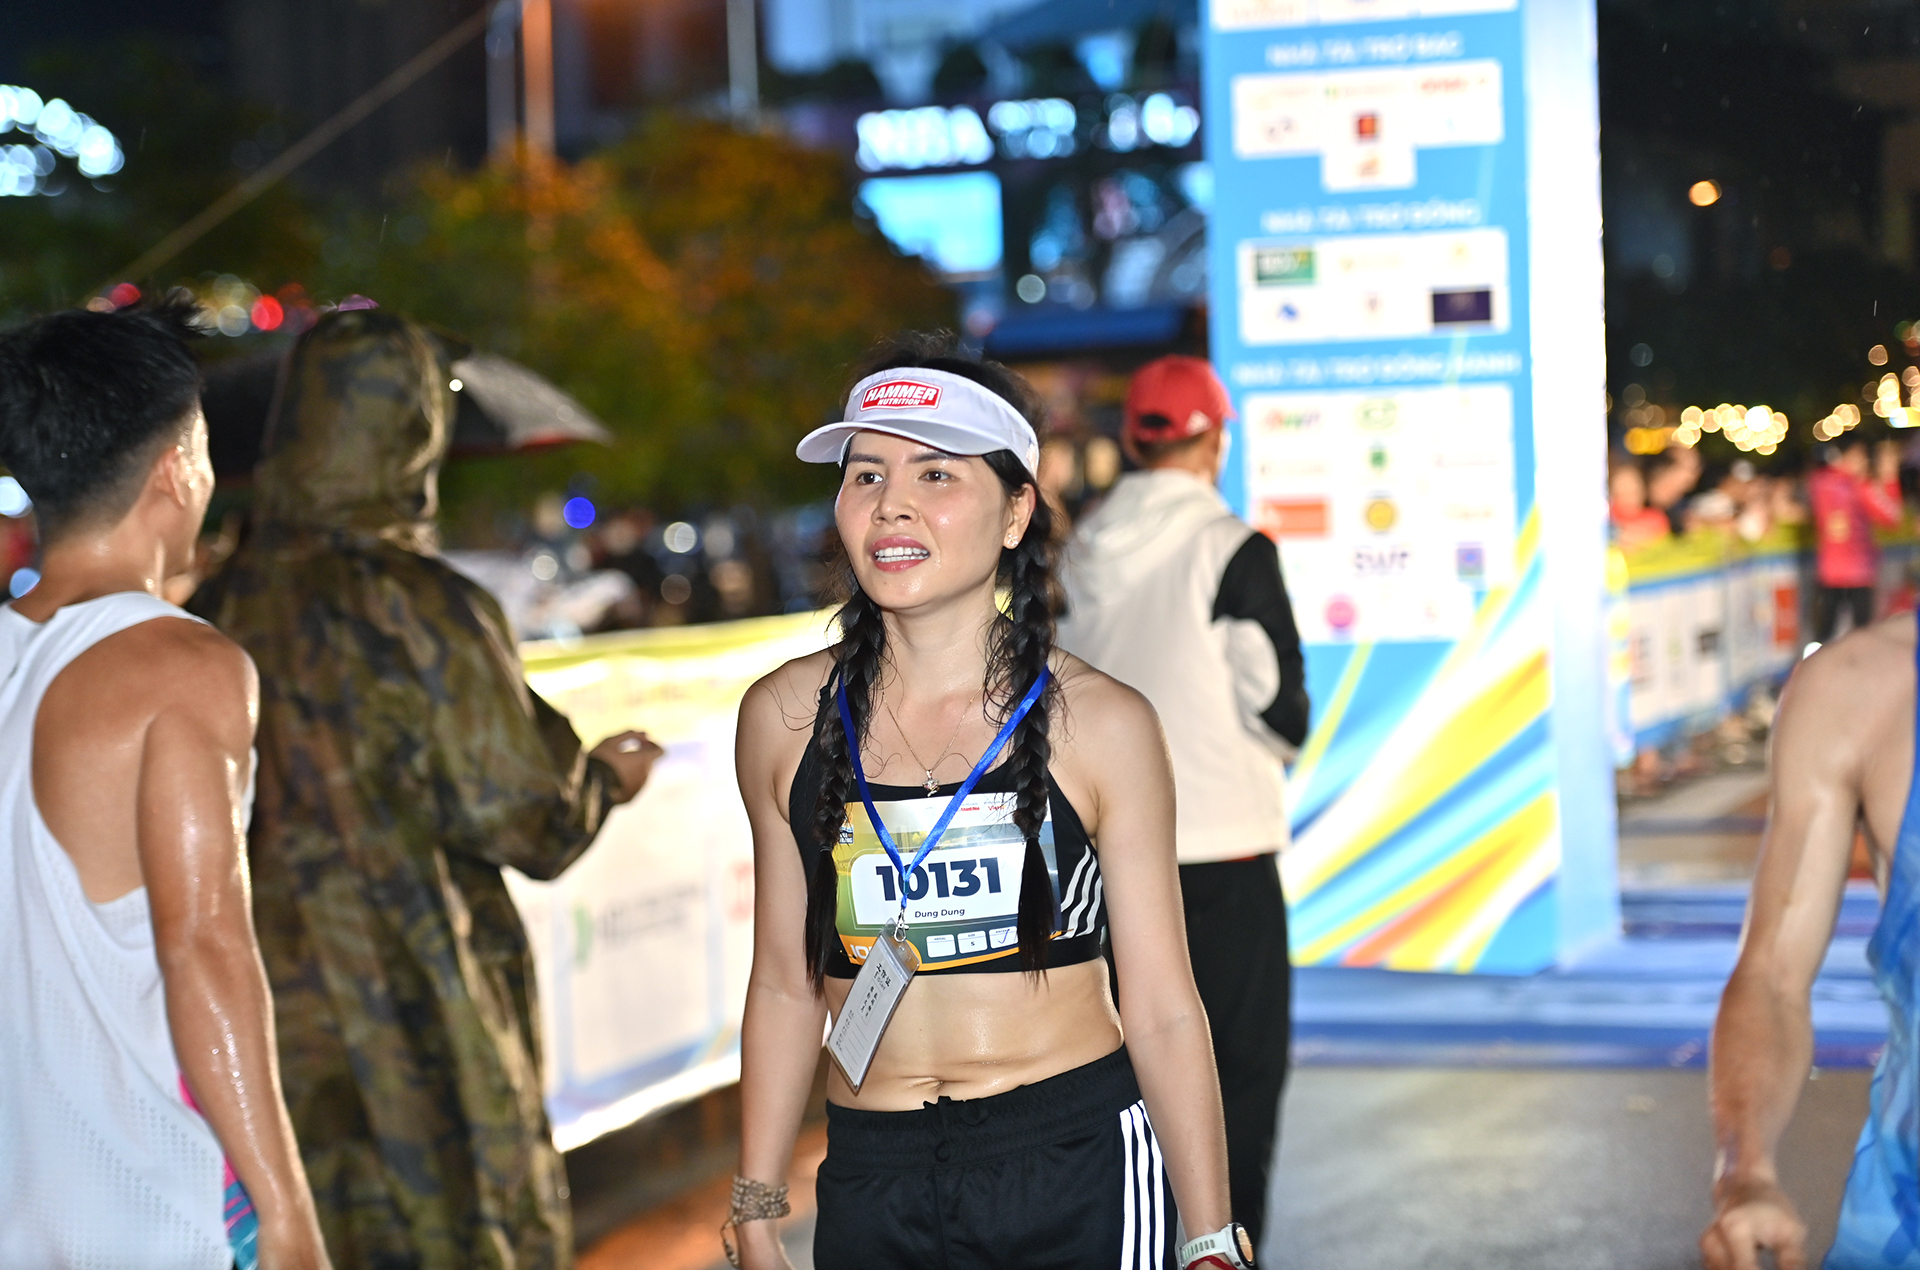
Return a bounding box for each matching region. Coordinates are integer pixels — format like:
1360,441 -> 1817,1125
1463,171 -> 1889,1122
849,839 -> 1025,927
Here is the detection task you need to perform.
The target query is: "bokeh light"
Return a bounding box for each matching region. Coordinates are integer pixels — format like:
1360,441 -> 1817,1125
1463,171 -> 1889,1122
663,521 -> 698,554
562,496 -> 596,530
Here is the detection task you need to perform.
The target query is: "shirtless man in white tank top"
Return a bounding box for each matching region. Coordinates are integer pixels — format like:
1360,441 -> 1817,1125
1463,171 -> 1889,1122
0,301 -> 329,1268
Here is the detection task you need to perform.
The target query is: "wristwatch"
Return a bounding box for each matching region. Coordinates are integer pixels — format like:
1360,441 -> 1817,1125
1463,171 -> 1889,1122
1180,1221 -> 1255,1269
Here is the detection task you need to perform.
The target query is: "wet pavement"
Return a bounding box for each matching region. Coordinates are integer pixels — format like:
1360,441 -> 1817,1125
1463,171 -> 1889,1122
1617,769 -> 1772,889
1264,1065 -> 1865,1269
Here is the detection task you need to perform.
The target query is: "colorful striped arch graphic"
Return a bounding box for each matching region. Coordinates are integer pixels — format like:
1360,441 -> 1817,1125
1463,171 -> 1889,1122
1282,507 -> 1559,974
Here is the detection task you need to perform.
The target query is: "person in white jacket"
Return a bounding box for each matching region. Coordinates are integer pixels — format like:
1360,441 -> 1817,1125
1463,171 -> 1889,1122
1058,355 -> 1308,1252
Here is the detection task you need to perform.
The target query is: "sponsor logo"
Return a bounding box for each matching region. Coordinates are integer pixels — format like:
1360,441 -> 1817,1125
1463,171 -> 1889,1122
1432,288 -> 1494,326
1326,595 -> 1357,633
1253,245 -> 1315,285
1456,543 -> 1486,581
862,380 -> 941,411
1363,497 -> 1398,532
1258,497 -> 1330,538
1353,545 -> 1410,575
1357,399 -> 1398,430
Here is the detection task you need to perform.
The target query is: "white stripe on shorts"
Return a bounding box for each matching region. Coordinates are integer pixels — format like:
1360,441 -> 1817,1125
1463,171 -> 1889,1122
1119,1099 -> 1165,1269
1120,1100 -> 1138,1269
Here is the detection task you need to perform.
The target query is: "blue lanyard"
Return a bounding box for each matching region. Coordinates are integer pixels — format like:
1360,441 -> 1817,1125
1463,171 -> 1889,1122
836,667 -> 1051,920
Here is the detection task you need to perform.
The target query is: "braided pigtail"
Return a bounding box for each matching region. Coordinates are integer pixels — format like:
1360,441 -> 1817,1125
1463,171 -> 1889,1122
803,583 -> 889,988
981,451 -> 1063,975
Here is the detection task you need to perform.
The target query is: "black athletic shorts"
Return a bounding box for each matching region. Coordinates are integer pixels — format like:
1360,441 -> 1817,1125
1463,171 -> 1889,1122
814,1046 -> 1176,1269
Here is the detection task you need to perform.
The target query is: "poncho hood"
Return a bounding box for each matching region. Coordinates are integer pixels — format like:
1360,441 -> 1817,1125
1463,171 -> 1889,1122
254,309 -> 453,552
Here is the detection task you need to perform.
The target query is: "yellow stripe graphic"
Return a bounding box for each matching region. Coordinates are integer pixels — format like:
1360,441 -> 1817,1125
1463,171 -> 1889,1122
1293,650 -> 1549,895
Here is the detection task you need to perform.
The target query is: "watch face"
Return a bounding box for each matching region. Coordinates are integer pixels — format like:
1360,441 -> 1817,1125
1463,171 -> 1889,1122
1235,1224 -> 1255,1263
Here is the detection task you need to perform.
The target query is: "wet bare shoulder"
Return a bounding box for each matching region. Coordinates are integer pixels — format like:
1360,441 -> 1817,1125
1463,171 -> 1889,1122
1778,615 -> 1914,768
1792,616 -> 1913,716
740,647 -> 836,738
737,647 -> 834,814
88,617 -> 255,719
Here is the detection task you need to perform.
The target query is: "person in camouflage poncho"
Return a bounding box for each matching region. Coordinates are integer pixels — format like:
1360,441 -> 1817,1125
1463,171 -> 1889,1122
190,311 -> 659,1269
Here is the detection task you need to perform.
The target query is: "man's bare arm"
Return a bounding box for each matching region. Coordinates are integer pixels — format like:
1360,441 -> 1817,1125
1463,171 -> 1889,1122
139,628 -> 330,1270
1702,648 -> 1866,1270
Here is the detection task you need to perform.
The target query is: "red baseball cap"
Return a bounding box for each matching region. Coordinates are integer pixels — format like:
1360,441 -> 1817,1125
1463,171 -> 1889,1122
1124,355 -> 1235,445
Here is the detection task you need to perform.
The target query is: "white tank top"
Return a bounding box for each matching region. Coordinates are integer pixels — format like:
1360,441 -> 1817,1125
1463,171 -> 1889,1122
0,592 -> 233,1269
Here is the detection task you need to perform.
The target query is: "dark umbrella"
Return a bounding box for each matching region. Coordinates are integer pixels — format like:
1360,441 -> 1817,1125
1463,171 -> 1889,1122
200,348 -> 613,479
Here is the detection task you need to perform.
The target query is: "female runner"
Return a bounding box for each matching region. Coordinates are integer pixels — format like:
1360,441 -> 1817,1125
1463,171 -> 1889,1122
729,334 -> 1252,1270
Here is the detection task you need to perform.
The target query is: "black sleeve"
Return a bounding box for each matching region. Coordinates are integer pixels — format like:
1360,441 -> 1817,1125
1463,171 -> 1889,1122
1211,531 -> 1310,747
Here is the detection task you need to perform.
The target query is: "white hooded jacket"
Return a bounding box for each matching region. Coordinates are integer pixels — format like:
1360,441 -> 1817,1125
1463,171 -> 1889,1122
1058,468 -> 1306,864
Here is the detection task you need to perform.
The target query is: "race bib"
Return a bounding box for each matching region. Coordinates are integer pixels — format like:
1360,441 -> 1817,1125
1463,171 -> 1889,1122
834,791 -> 1058,969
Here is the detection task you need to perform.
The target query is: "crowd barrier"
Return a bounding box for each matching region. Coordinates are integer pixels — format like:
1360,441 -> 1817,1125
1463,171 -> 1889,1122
510,611 -> 833,1150
1617,528 -> 1918,755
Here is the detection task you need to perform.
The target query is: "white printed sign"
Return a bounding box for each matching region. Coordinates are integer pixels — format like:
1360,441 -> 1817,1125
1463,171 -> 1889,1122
510,612 -> 835,1149
1231,60 -> 1503,190
1237,227 -> 1509,345
1244,382 -> 1517,642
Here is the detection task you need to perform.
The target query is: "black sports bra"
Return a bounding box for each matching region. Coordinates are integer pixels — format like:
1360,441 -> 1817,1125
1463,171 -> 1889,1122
789,733 -> 1107,978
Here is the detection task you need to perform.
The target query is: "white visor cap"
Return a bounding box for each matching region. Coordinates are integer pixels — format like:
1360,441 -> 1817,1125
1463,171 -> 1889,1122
796,367 -> 1040,477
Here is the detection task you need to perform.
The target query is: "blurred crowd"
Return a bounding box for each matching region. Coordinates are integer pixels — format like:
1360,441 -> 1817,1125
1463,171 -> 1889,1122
1607,443 -> 1812,551
1609,430 -> 1920,650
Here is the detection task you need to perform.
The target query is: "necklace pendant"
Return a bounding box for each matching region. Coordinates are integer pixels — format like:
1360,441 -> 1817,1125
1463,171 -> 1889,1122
923,772 -> 940,795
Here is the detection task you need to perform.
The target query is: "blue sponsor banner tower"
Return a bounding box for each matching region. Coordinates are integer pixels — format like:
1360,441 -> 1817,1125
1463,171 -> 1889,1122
1203,0 -> 1614,972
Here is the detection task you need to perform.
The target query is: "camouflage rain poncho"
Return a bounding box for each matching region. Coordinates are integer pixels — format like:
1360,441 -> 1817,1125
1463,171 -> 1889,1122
190,311 -> 612,1270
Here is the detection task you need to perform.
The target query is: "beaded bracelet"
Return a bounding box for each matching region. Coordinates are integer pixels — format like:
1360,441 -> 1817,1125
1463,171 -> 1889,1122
720,1174 -> 792,1268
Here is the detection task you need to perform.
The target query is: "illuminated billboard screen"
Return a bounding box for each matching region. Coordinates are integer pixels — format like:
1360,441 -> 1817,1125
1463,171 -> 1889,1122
838,88 -> 1207,324
857,171 -> 1005,277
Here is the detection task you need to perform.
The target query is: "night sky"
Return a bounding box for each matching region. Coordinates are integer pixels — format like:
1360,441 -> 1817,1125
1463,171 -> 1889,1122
0,0 -> 223,83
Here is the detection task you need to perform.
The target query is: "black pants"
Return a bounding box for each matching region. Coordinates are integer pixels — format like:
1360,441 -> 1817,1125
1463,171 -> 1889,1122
814,1047 -> 1175,1269
1815,585 -> 1874,643
1181,853 -> 1292,1251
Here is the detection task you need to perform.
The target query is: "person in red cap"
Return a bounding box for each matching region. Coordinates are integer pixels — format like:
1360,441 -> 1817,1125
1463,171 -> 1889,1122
1057,354 -> 1308,1256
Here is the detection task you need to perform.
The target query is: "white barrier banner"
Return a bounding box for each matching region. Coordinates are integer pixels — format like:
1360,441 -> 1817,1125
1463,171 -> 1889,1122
508,612 -> 834,1149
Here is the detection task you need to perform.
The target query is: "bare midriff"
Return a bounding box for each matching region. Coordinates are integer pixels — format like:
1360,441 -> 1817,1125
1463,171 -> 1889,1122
822,957 -> 1123,1111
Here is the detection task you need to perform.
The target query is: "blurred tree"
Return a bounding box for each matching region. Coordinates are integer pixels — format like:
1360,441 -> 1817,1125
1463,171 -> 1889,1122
324,115 -> 949,527
0,39 -> 321,320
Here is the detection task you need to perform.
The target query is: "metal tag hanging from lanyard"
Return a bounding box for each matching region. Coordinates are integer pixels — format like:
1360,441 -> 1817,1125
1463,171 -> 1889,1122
824,667 -> 1052,1093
